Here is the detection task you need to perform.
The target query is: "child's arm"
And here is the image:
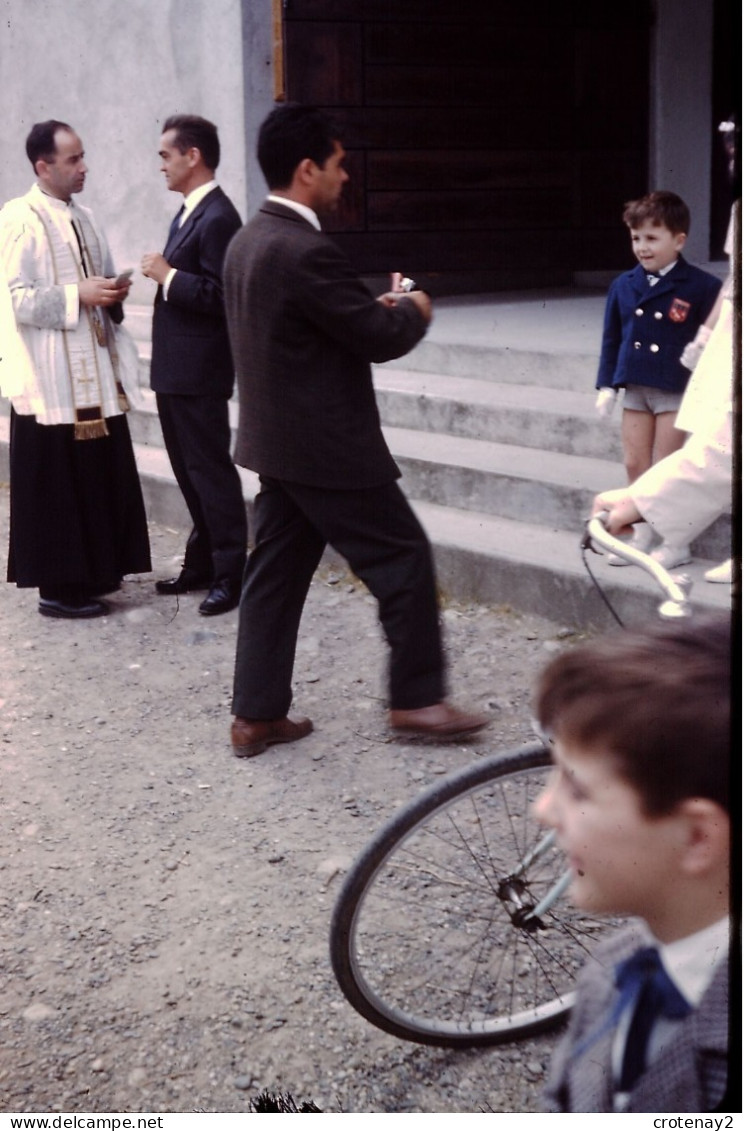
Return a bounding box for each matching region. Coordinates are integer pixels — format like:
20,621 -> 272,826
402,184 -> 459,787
680,284 -> 728,371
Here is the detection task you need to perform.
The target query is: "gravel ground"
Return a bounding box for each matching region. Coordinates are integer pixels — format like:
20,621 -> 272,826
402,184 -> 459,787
0,482 -> 586,1114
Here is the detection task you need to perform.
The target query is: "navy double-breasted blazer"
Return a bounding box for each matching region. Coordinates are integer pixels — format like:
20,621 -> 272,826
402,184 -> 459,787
150,186 -> 242,398
596,258 -> 721,394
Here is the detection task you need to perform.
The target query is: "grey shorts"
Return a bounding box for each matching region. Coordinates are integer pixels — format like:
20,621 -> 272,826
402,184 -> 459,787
623,384 -> 684,415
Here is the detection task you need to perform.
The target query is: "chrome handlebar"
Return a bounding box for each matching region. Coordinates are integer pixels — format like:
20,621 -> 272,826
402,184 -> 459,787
584,515 -> 693,618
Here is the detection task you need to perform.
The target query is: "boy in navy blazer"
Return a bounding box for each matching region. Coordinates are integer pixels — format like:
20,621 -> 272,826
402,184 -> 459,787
595,191 -> 721,569
533,616 -> 731,1113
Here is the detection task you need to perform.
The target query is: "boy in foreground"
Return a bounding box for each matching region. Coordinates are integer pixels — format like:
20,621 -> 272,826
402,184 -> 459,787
533,615 -> 732,1112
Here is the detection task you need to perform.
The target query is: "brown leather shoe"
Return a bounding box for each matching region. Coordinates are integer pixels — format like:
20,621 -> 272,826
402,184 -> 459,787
231,715 -> 313,758
389,702 -> 490,739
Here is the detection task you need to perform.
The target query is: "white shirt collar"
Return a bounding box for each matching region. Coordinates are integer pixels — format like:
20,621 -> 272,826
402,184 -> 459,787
657,916 -> 729,1005
34,183 -> 78,216
266,194 -> 321,231
650,259 -> 678,279
180,179 -> 218,223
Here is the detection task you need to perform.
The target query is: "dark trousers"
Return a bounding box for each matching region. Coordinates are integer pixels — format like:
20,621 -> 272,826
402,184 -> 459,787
156,393 -> 247,582
232,476 -> 446,718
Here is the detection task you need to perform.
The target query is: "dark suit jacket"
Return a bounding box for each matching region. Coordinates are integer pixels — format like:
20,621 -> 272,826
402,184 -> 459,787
150,186 -> 242,398
543,924 -> 730,1113
222,200 -> 428,490
596,257 -> 721,394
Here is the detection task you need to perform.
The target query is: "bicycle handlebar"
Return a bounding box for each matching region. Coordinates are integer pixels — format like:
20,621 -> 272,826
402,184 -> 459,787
584,514 -> 693,618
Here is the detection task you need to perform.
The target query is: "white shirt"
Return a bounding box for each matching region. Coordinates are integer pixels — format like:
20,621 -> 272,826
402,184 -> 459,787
266,193 -> 321,231
647,258 -> 679,285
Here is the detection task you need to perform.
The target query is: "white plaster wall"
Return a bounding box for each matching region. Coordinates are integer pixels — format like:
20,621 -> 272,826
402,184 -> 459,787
0,0 -> 247,304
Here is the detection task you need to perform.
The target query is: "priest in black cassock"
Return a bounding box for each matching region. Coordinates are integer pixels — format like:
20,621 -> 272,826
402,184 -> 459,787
0,120 -> 151,619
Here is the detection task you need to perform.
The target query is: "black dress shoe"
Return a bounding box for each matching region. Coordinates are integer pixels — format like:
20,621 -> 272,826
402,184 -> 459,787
155,570 -> 211,595
39,596 -> 109,619
199,577 -> 241,616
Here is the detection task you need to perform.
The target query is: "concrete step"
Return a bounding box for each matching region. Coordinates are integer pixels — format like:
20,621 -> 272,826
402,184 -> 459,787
374,368 -> 624,460
377,289 -> 606,391
131,437 -> 730,630
0,412 -> 732,628
127,393 -> 611,535
128,292 -> 604,390
388,426 -> 729,561
388,423 -> 619,529
412,498 -> 732,628
123,391 -> 730,563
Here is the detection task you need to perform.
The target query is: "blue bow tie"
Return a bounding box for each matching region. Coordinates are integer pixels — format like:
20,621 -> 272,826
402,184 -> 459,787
615,946 -> 690,1017
615,946 -> 691,1090
571,944 -> 690,1073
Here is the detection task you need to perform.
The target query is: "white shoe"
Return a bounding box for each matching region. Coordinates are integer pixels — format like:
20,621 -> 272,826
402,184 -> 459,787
607,525 -> 654,566
704,559 -> 733,584
650,544 -> 692,570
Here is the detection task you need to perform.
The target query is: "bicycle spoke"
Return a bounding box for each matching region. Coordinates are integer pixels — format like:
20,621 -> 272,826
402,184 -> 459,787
331,745 -> 621,1046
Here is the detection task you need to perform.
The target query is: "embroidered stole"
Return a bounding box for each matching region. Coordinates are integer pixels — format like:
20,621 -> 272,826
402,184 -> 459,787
29,200 -> 129,439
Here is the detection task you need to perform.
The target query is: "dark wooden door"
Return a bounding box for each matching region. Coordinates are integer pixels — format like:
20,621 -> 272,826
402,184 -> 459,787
282,0 -> 652,292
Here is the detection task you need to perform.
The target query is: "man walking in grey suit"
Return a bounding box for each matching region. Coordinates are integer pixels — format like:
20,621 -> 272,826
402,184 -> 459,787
143,114 -> 247,616
223,103 -> 488,757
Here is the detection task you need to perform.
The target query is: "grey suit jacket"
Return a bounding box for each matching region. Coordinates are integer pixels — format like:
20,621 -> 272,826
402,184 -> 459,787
543,924 -> 730,1112
222,200 -> 428,489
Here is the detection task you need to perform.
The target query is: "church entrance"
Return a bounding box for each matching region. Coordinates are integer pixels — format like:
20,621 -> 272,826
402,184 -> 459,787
279,0 -> 653,292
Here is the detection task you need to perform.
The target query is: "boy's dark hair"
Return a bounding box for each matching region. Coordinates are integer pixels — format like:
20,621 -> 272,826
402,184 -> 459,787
622,190 -> 691,236
26,120 -> 73,170
163,114 -> 220,171
535,614 -> 731,816
257,103 -> 339,190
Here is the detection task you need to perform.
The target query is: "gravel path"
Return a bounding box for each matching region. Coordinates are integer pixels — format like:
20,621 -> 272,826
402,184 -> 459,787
0,483 -> 582,1114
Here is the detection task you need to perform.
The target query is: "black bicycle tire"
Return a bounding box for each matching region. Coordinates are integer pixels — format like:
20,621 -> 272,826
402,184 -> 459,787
330,740 -> 603,1048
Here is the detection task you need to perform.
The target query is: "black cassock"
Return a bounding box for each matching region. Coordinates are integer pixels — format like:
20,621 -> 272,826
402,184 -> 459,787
7,408 -> 151,595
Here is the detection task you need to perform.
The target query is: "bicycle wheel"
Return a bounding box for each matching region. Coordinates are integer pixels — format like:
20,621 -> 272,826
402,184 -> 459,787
330,741 -> 619,1047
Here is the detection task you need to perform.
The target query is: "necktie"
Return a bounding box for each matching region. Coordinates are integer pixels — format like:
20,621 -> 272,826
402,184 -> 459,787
647,272 -> 660,285
615,946 -> 691,1091
166,204 -> 185,246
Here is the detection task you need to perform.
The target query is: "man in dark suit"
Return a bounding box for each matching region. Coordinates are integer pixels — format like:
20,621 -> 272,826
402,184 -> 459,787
222,104 -> 488,758
142,114 -> 247,615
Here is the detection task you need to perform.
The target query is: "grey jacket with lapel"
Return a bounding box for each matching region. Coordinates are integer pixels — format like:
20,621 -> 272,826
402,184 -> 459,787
543,924 -> 730,1112
223,200 -> 428,490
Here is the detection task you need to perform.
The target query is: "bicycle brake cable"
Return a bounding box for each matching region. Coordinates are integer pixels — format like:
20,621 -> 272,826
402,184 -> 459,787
579,524 -> 625,627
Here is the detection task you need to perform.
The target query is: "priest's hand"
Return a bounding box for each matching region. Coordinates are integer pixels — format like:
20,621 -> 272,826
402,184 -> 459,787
78,276 -> 129,307
141,252 -> 171,285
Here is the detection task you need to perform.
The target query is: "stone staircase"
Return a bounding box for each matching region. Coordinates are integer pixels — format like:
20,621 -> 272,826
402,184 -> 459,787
1,290 -> 732,628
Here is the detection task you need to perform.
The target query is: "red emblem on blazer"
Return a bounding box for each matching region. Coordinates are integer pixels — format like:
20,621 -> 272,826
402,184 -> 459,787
668,297 -> 691,323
